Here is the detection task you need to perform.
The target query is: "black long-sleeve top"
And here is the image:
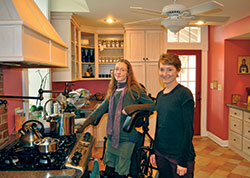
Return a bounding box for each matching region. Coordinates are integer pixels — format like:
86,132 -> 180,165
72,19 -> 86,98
154,84 -> 196,167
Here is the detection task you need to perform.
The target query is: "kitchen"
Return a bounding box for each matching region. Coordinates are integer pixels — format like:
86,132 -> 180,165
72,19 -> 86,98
0,0 -> 250,177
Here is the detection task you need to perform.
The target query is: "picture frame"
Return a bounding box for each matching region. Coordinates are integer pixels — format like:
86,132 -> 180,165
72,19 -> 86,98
231,94 -> 241,104
238,56 -> 250,74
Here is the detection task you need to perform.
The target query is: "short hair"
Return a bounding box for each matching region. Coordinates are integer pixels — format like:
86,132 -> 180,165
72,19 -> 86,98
158,53 -> 181,71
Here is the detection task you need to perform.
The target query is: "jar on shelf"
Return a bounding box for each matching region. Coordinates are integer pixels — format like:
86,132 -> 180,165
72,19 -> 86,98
120,40 -> 124,47
115,40 -> 119,47
106,40 -> 111,47
103,40 -> 106,47
111,40 -> 115,47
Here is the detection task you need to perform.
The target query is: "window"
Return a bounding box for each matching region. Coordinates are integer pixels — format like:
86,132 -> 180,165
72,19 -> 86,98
168,27 -> 201,43
177,55 -> 196,101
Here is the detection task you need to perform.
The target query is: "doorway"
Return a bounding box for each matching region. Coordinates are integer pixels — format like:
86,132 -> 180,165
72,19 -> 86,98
167,50 -> 201,135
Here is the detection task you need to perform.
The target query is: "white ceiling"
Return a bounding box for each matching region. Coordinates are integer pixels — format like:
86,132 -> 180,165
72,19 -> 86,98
73,0 -> 250,29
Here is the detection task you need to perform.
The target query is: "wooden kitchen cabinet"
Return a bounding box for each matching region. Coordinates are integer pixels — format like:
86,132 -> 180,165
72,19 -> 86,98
81,31 -> 96,79
124,27 -> 164,98
131,61 -> 162,98
51,12 -> 81,81
124,28 -> 164,62
228,106 -> 250,161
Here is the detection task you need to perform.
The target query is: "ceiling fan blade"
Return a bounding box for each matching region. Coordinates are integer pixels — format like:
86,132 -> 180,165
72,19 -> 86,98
193,15 -> 230,22
124,17 -> 162,25
184,0 -> 224,15
130,6 -> 163,16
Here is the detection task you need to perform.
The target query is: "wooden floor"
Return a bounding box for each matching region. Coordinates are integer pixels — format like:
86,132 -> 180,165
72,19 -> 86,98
89,136 -> 250,178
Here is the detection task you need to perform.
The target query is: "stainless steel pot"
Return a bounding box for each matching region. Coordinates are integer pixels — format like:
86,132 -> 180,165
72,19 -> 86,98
43,98 -> 75,136
33,137 -> 59,153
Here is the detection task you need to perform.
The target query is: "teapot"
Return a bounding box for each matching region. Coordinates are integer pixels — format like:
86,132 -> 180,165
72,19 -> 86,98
19,120 -> 44,147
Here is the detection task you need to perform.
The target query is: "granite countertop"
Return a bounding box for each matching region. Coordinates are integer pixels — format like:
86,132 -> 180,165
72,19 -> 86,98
226,103 -> 250,112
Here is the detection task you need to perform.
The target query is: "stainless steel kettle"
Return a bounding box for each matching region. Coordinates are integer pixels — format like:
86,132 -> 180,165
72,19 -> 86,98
19,120 -> 44,147
43,98 -> 75,136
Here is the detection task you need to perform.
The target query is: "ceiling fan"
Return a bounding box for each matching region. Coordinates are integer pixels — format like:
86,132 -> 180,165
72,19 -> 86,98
125,0 -> 230,33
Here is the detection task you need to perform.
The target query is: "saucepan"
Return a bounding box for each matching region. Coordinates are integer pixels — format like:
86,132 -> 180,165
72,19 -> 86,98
33,137 -> 60,154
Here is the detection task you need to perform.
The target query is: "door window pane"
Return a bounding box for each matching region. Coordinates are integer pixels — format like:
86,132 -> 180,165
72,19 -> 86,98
178,55 -> 197,104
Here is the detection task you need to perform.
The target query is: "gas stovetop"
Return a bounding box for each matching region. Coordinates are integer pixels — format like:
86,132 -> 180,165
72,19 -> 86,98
0,134 -> 76,171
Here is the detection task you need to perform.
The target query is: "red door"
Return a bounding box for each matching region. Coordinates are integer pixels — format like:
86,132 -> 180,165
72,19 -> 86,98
167,50 -> 201,135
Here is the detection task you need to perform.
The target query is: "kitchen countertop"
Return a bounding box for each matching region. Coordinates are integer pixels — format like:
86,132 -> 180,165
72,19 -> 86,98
226,103 -> 250,112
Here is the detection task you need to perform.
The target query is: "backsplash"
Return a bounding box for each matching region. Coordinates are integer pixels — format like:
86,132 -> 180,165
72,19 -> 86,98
0,68 -> 8,146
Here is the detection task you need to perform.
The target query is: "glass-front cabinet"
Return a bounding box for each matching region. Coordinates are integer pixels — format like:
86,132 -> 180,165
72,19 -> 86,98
71,22 -> 80,80
51,12 -> 81,82
81,32 -> 96,79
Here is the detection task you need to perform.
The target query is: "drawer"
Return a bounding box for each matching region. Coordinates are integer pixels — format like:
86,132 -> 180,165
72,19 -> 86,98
230,117 -> 242,134
244,111 -> 250,123
243,137 -> 250,156
229,108 -> 243,120
243,121 -> 250,139
229,131 -> 242,150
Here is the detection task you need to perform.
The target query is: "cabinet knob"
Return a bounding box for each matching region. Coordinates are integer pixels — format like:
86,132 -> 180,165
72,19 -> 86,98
234,124 -> 236,127
233,139 -> 236,141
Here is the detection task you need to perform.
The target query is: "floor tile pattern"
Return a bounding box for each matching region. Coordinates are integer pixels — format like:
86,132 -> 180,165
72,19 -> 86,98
90,137 -> 250,178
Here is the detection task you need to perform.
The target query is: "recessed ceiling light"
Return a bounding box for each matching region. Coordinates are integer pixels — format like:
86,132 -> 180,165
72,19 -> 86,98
195,20 -> 205,25
105,18 -> 116,24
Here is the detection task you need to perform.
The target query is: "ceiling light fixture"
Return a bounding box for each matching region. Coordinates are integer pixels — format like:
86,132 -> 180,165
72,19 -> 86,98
161,18 -> 189,34
105,18 -> 116,24
195,20 -> 205,25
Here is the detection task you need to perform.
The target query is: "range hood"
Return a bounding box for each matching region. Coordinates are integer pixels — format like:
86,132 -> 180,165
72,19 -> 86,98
0,0 -> 68,68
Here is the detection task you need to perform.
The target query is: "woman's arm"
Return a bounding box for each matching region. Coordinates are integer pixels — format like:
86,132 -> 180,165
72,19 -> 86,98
82,99 -> 109,129
177,99 -> 195,167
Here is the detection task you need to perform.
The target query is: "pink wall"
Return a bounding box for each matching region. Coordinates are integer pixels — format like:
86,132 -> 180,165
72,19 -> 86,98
208,15 -> 250,140
52,80 -> 110,97
3,67 -> 23,134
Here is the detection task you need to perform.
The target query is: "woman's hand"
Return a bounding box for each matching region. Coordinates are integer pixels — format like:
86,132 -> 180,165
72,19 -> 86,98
176,165 -> 187,176
150,154 -> 157,166
122,109 -> 127,115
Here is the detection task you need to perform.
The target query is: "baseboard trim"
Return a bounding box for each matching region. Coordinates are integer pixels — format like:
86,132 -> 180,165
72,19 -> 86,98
207,131 -> 228,147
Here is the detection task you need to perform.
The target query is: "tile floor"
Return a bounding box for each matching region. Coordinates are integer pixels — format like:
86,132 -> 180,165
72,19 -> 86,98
90,136 -> 250,178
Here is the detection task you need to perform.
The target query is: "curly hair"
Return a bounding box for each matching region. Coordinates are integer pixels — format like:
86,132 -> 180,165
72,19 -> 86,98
106,59 -> 146,100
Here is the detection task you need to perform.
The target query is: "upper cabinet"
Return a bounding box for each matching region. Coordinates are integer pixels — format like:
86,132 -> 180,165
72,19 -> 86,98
124,27 -> 164,62
51,12 -> 81,81
81,31 -> 96,79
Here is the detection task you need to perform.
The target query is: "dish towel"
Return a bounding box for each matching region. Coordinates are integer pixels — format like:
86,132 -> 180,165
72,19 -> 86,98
90,158 -> 100,178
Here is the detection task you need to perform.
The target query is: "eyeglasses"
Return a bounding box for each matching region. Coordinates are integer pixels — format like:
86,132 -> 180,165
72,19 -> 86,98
114,67 -> 127,73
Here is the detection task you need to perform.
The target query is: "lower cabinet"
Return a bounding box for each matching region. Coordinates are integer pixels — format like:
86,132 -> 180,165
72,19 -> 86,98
228,107 -> 250,161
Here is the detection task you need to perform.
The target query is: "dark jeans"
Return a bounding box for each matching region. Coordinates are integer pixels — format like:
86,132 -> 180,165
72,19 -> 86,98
155,150 -> 195,178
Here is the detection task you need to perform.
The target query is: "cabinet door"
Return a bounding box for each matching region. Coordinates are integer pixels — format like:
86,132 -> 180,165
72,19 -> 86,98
131,62 -> 162,98
131,62 -> 146,86
125,31 -> 145,61
145,62 -> 163,98
145,30 -> 164,61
